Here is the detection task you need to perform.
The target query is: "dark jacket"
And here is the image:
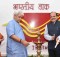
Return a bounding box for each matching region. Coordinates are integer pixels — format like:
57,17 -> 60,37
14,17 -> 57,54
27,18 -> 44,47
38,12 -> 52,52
47,20 -> 60,49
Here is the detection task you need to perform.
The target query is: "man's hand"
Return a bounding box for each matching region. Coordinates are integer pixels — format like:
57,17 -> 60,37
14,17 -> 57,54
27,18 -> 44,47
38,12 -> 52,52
56,38 -> 59,42
21,40 -> 29,47
56,38 -> 60,43
0,38 -> 4,44
52,35 -> 55,40
0,33 -> 4,43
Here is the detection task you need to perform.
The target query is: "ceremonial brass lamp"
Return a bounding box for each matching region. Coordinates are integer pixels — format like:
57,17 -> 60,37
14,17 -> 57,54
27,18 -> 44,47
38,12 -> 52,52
34,31 -> 42,57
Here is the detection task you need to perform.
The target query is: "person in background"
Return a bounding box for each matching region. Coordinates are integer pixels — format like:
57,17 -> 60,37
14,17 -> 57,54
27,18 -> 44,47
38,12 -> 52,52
6,10 -> 29,57
44,12 -> 60,57
0,33 -> 4,57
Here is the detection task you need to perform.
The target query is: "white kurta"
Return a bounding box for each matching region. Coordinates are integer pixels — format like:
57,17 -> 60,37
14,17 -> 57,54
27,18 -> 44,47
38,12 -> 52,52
44,25 -> 60,41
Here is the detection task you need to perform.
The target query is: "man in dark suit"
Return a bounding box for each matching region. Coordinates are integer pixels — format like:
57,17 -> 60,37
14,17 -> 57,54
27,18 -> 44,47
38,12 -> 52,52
44,12 -> 60,57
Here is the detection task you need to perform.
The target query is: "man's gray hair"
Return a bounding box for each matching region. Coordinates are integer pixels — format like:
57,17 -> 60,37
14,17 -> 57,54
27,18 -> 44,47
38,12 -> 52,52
50,11 -> 57,16
14,10 -> 24,16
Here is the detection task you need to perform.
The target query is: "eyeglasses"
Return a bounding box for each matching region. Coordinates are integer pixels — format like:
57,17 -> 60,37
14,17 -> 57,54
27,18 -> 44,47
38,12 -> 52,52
18,16 -> 21,18
50,16 -> 56,18
18,16 -> 23,18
